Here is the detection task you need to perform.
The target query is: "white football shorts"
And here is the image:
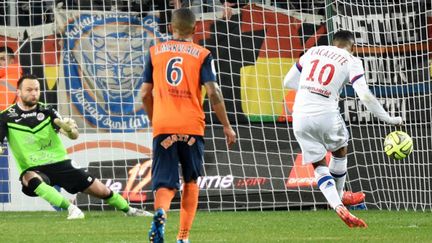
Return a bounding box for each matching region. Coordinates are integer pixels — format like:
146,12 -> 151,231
293,112 -> 349,164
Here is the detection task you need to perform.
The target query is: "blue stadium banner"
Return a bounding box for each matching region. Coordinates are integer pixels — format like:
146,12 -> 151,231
58,11 -> 168,132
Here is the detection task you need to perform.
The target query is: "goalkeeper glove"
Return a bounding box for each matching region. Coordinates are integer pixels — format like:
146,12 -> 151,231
54,118 -> 78,135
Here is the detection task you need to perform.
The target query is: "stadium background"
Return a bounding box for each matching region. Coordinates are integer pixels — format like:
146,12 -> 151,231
0,1 -> 431,212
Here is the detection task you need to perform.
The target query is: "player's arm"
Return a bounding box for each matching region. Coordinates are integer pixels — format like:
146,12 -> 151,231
283,62 -> 302,90
50,107 -> 79,140
140,53 -> 154,123
350,60 -> 402,125
141,83 -> 153,123
204,82 -> 236,148
201,54 -> 236,148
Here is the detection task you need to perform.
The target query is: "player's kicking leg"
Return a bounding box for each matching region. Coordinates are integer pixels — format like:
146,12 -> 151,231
314,159 -> 367,228
336,205 -> 367,228
342,191 -> 366,206
84,179 -> 153,217
330,147 -> 366,206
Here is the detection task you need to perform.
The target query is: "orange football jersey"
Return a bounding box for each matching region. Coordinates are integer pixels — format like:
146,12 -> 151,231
144,40 -> 216,137
0,63 -> 22,111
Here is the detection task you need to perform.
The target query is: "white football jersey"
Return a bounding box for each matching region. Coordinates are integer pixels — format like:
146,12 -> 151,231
286,45 -> 364,116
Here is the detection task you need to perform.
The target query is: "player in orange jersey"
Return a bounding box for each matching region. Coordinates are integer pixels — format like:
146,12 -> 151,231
141,8 -> 236,243
0,46 -> 22,111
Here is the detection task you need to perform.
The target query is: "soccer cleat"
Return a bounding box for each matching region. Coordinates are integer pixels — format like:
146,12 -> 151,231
335,205 -> 367,228
67,204 -> 85,220
149,208 -> 166,243
177,240 -> 190,243
126,207 -> 154,217
342,191 -> 365,206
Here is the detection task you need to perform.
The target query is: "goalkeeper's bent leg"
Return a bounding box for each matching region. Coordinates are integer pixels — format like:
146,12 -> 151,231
177,182 -> 199,241
29,177 -> 70,209
104,191 -> 130,213
329,155 -> 347,198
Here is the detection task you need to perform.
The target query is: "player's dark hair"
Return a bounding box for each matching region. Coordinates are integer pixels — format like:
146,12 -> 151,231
171,8 -> 196,37
0,46 -> 15,57
333,30 -> 355,45
17,74 -> 39,89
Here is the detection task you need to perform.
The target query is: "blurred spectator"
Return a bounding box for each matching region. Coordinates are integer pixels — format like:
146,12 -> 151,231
219,0 -> 264,20
0,46 -> 22,111
55,0 -> 111,10
132,0 -> 183,34
272,0 -> 325,15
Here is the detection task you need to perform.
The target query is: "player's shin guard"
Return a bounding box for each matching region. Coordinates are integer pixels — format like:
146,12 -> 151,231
29,177 -> 70,209
177,182 -> 199,241
105,191 -> 129,213
315,166 -> 343,209
329,156 -> 347,198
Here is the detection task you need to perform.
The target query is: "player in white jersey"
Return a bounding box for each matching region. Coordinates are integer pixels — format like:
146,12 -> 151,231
283,30 -> 402,228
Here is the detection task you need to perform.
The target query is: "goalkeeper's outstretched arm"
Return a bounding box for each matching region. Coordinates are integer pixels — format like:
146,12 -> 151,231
352,77 -> 402,125
54,118 -> 79,140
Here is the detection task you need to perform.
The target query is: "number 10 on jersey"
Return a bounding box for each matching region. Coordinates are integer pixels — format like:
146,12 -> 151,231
305,59 -> 335,86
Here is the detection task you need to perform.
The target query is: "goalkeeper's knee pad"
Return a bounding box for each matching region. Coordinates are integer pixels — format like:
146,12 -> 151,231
25,172 -> 51,192
27,177 -> 43,192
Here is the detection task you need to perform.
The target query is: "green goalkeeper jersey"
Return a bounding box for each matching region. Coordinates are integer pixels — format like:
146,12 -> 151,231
0,103 -> 69,174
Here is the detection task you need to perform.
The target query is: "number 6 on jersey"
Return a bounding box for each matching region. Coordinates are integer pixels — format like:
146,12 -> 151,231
166,57 -> 183,86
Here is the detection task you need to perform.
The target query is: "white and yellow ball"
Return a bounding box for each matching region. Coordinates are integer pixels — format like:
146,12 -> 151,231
384,131 -> 413,160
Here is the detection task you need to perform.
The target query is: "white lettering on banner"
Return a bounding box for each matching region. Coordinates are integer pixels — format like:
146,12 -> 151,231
70,88 -> 103,121
66,16 -> 97,38
333,12 -> 420,45
343,98 -> 406,122
105,179 -> 123,193
143,18 -> 170,41
102,119 -> 127,129
363,56 -> 408,84
197,175 -> 234,189
287,178 -> 316,185
69,88 -> 151,130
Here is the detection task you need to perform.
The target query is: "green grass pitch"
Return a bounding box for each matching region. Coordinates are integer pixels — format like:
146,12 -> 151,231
0,210 -> 431,242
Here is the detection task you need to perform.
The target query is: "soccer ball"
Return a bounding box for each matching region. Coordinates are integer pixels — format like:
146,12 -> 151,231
384,131 -> 413,160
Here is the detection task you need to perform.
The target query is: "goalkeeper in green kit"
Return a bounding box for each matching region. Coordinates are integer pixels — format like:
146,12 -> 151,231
0,74 -> 153,219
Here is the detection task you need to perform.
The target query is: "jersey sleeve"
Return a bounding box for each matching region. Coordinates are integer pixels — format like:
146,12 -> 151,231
283,51 -> 306,90
48,107 -> 62,131
200,53 -> 217,84
352,72 -> 400,124
142,53 -> 153,84
297,50 -> 307,71
283,64 -> 301,90
349,57 -> 365,84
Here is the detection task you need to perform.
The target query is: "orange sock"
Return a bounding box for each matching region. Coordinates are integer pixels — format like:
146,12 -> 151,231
154,188 -> 176,213
177,182 -> 199,240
